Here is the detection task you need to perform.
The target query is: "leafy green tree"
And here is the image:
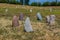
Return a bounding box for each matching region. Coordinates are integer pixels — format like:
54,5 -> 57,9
57,2 -> 60,6
20,0 -> 29,5
50,2 -> 56,6
55,0 -> 58,5
56,0 -> 57,4
42,2 -> 50,6
9,0 -> 16,4
0,0 -> 8,3
31,2 -> 41,6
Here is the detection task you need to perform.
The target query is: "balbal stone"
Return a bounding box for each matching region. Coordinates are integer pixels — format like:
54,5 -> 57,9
24,17 -> 33,32
12,15 -> 19,27
36,12 -> 42,21
19,13 -> 24,20
46,15 -> 50,23
49,15 -> 56,26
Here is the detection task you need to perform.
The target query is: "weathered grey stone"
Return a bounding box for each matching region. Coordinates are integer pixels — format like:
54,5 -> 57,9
46,15 -> 50,23
50,8 -> 52,12
5,9 -> 8,13
24,17 -> 33,32
36,12 -> 42,21
12,15 -> 19,27
19,13 -> 24,20
30,8 -> 33,12
16,6 -> 18,8
49,15 -> 56,26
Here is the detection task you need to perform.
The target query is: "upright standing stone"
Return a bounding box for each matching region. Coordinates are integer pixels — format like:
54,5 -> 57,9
50,8 -> 52,12
12,15 -> 19,27
5,9 -> 8,16
24,17 -> 33,32
30,8 -> 33,13
36,12 -> 42,21
46,15 -> 50,24
16,6 -> 18,8
50,15 -> 55,26
5,9 -> 8,13
19,13 -> 24,20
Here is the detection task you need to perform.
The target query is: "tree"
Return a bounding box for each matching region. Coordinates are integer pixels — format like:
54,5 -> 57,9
56,0 -> 57,4
57,2 -> 60,6
55,0 -> 58,5
50,2 -> 56,6
6,0 -> 9,3
9,0 -> 16,4
20,0 -> 23,5
0,0 -> 8,3
31,2 -> 41,6
25,0 -> 29,5
20,0 -> 29,5
42,2 -> 50,6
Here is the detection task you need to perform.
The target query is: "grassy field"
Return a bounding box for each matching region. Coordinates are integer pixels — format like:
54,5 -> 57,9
0,3 -> 60,40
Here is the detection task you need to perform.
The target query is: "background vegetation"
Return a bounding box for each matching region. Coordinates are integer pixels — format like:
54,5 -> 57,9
0,0 -> 60,6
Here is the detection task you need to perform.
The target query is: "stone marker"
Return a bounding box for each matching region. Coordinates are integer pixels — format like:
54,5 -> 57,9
30,8 -> 33,12
19,13 -> 24,20
5,8 -> 8,13
12,15 -> 19,27
46,15 -> 50,23
5,9 -> 8,16
49,15 -> 56,26
36,12 -> 42,21
16,6 -> 18,8
24,17 -> 33,32
50,8 -> 52,12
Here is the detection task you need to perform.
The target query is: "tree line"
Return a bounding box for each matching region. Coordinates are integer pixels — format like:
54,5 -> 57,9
31,1 -> 60,6
0,0 -> 29,5
0,0 -> 60,6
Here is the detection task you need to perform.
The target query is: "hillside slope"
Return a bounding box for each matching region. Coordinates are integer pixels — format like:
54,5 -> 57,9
0,3 -> 60,40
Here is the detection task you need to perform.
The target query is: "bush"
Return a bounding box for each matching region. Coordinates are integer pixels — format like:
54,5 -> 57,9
42,2 -> 50,6
31,2 -> 41,6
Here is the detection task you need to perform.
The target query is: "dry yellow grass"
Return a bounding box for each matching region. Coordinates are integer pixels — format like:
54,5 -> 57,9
0,3 -> 60,40
0,17 -> 60,40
